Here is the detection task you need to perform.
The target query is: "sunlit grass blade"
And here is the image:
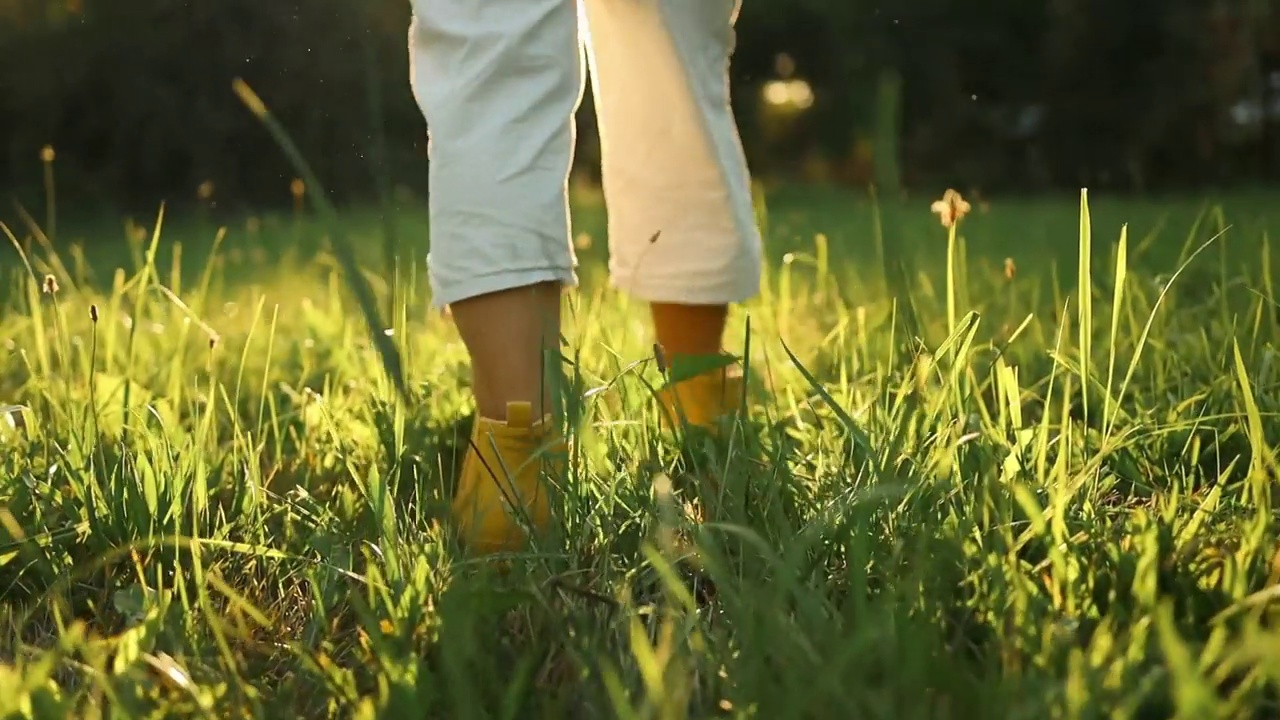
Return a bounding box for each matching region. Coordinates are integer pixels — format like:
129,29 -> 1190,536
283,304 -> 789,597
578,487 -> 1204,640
946,223 -> 958,346
120,204 -> 165,437
1102,224 -> 1127,438
1077,188 -> 1093,427
1114,229 -> 1227,417
1232,338 -> 1273,509
232,78 -> 408,401
780,337 -> 892,485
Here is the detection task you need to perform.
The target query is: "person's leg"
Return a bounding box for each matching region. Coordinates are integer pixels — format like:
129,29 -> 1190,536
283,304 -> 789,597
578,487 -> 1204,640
409,0 -> 583,553
581,0 -> 761,428
450,283 -> 563,422
650,303 -> 732,428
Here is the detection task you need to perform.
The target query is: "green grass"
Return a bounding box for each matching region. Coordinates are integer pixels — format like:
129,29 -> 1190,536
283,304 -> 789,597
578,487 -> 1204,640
3,185 -> 1280,719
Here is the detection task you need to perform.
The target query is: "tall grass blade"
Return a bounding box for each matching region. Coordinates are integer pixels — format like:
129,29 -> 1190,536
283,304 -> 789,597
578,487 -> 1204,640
1102,224 -> 1127,438
232,78 -> 408,401
1077,189 -> 1093,427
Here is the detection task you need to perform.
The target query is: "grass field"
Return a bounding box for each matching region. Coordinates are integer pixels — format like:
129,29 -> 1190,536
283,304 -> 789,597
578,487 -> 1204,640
3,184 -> 1280,718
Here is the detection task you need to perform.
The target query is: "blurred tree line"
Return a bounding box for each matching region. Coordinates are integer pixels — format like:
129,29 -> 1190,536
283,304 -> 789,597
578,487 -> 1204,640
2,0 -> 1279,213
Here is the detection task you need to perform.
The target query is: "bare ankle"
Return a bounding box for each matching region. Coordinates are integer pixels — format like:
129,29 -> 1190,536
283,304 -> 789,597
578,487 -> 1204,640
652,302 -> 729,360
451,282 -> 563,423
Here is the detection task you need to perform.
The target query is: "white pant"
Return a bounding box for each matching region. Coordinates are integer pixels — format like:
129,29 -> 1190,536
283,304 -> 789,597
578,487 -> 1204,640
409,0 -> 763,308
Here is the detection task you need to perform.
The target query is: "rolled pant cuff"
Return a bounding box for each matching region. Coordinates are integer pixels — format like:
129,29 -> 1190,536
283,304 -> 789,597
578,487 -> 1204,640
610,270 -> 760,306
429,267 -> 579,309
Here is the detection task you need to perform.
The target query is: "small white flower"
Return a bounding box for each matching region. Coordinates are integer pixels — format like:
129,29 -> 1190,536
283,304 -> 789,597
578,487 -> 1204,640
930,189 -> 972,229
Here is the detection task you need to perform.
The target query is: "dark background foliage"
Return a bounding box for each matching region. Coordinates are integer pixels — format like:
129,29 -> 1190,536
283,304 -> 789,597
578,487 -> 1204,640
3,0 -> 1279,214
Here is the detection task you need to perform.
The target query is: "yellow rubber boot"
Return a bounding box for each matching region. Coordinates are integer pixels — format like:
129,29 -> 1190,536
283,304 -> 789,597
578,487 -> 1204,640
451,401 -> 563,555
657,367 -> 745,431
